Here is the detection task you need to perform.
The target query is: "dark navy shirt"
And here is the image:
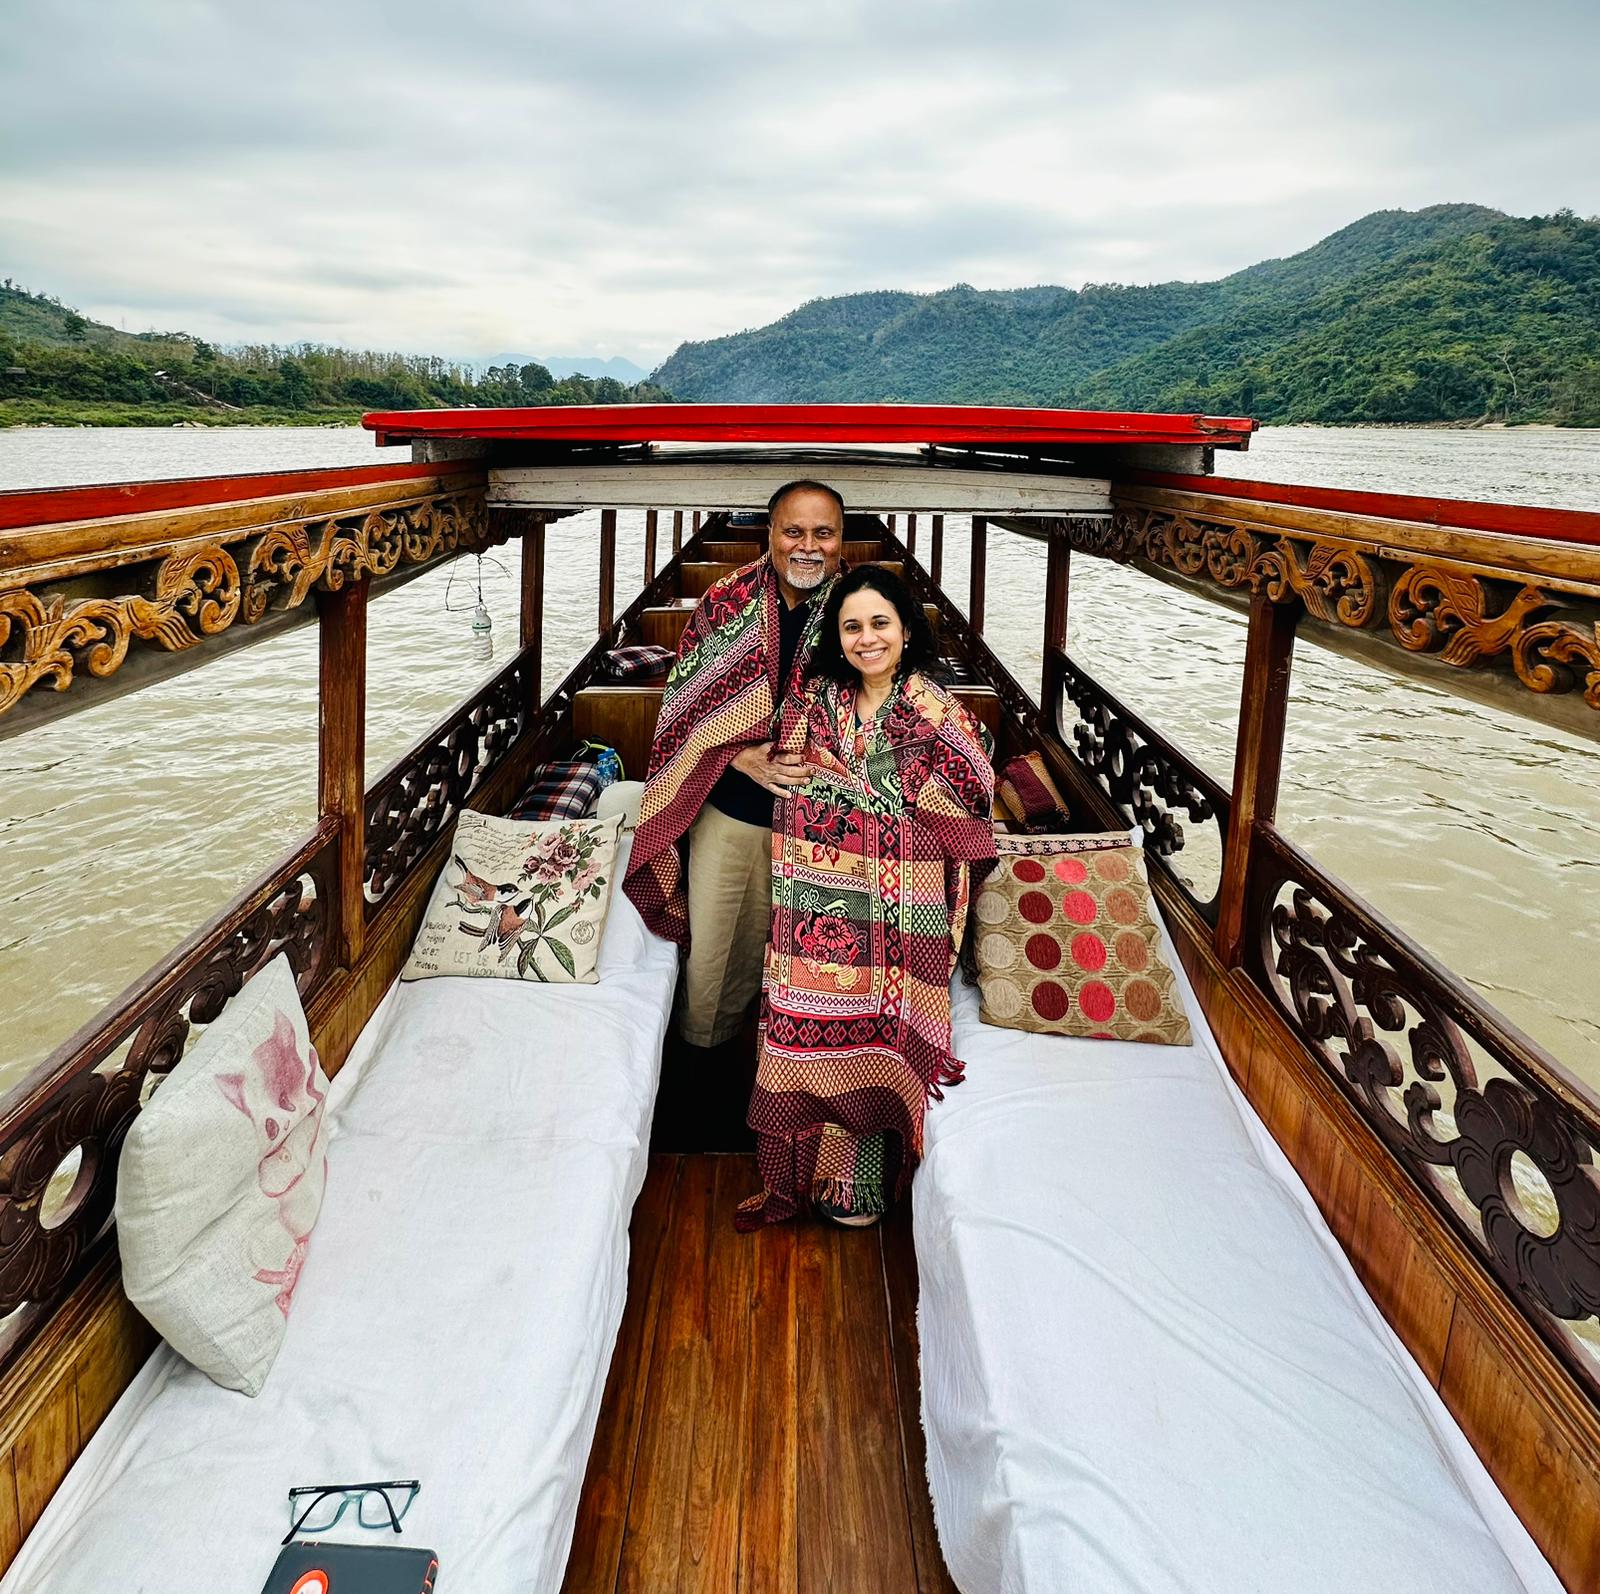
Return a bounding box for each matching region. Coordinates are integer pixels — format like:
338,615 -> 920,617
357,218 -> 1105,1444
706,592 -> 814,827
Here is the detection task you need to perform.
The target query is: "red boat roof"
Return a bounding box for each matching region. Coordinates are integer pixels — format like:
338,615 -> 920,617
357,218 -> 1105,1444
360,402 -> 1257,450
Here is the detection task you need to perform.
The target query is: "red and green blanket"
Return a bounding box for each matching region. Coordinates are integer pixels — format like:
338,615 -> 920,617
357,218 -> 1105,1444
623,556 -> 831,944
737,671 -> 996,1229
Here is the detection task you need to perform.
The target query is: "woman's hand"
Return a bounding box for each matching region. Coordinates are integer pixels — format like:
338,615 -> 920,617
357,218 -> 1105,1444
732,741 -> 811,796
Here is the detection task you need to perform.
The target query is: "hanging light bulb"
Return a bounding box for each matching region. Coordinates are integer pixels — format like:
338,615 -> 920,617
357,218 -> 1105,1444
470,598 -> 493,662
444,551 -> 505,664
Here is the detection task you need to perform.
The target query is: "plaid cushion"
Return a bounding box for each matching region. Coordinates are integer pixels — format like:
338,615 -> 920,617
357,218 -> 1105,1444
999,752 -> 1071,833
602,644 -> 674,680
508,759 -> 606,822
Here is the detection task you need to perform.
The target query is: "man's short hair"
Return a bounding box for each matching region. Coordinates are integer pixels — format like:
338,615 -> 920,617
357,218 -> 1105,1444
766,479 -> 846,523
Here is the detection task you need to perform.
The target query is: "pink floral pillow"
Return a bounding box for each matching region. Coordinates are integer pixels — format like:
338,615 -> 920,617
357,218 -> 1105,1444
116,953 -> 330,1396
401,808 -> 622,983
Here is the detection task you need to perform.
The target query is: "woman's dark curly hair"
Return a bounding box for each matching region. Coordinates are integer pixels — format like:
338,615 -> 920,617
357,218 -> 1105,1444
809,564 -> 944,686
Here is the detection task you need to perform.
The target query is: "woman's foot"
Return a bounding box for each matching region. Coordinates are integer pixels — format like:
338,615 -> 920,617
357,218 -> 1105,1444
815,1201 -> 882,1228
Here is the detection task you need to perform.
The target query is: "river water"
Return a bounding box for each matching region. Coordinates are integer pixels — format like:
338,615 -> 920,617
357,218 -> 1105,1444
1,426 -> 1597,1096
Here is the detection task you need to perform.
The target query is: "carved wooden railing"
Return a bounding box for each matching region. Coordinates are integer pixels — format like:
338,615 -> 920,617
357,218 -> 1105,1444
1111,473 -> 1600,739
0,464 -> 716,1381
916,480 -> 1600,1414
0,461 -> 503,740
1248,823 -> 1600,1396
0,820 -> 339,1363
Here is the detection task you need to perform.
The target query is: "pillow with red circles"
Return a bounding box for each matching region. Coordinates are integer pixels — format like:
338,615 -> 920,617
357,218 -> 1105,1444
972,832 -> 1192,1045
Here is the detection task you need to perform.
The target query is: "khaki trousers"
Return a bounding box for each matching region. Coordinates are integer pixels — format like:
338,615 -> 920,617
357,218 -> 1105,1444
681,804 -> 773,1047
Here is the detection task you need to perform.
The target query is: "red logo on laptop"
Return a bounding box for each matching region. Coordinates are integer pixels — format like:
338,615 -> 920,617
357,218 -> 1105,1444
287,1574 -> 329,1594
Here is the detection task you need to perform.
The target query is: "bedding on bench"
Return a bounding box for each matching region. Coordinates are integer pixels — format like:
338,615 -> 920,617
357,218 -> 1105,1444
1,839 -> 677,1594
915,903 -> 1563,1594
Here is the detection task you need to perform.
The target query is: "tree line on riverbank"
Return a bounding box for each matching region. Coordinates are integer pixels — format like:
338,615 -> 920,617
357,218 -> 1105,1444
0,287 -> 672,425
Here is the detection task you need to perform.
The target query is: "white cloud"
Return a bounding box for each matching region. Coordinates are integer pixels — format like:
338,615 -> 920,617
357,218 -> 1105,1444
2,0 -> 1595,366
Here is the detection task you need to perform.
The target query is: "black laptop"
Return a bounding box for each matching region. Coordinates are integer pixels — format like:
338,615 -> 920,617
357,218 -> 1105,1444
259,1541 -> 439,1594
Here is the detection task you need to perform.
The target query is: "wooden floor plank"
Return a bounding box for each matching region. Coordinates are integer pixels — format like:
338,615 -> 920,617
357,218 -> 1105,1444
561,1155 -> 681,1594
796,1217 -> 919,1593
881,1199 -> 961,1594
566,1154 -> 954,1593
677,1161 -> 758,1591
740,1178 -> 798,1594
617,1156 -> 718,1594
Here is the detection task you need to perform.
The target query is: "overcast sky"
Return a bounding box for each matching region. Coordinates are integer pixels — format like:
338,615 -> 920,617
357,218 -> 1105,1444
3,1 -> 1595,368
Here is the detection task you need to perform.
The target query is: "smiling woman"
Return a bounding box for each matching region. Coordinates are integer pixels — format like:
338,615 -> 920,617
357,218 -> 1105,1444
738,564 -> 996,1229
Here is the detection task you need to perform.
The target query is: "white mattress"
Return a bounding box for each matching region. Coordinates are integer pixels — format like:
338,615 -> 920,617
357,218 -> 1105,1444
915,905 -> 1563,1594
3,838 -> 677,1594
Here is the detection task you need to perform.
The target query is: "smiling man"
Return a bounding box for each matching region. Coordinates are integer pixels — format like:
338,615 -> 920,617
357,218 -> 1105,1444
624,480 -> 846,1049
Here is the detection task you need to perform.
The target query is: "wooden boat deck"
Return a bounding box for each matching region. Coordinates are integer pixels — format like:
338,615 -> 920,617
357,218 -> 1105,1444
561,1153 -> 957,1594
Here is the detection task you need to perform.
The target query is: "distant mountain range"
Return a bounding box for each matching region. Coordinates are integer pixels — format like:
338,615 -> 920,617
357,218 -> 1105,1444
480,353 -> 649,384
7,204 -> 1597,426
652,205 -> 1600,425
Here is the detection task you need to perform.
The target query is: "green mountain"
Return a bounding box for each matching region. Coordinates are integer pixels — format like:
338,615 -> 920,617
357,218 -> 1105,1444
654,206 -> 1600,424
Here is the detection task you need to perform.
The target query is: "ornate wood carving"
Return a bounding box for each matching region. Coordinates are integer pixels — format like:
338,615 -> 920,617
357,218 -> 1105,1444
363,655 -> 532,911
1111,493 -> 1600,718
0,825 -> 336,1335
1250,824 -> 1600,1391
0,480 -> 492,721
0,548 -> 241,716
1057,657 -> 1230,921
1515,618 -> 1600,710
242,491 -> 492,621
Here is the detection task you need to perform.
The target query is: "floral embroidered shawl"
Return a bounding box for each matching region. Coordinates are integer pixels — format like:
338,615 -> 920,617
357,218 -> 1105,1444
736,671 -> 996,1230
623,556 -> 834,945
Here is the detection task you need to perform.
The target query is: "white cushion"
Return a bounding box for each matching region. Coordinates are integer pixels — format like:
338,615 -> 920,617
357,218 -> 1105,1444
115,954 -> 330,1397
596,779 -> 644,835
402,808 -> 622,984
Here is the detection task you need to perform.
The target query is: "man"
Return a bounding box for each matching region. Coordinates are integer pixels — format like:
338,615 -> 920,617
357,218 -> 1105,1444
624,480 -> 846,1046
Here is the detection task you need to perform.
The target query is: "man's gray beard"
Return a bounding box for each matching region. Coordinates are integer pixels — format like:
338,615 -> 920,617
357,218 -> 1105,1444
786,560 -> 826,590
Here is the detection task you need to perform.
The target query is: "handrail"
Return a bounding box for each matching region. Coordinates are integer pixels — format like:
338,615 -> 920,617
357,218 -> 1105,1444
0,458 -> 483,534
1248,819 -> 1600,1397
0,463 -> 498,738
1119,468 -> 1600,550
0,818 -> 340,1358
1092,484 -> 1600,740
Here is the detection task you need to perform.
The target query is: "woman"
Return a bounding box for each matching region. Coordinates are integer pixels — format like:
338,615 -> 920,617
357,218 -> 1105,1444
736,565 -> 996,1231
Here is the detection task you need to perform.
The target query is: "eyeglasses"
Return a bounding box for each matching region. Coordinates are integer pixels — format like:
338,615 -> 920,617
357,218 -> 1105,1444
283,1480 -> 420,1545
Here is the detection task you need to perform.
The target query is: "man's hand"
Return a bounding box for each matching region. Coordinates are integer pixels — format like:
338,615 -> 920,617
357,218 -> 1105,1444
731,741 -> 811,796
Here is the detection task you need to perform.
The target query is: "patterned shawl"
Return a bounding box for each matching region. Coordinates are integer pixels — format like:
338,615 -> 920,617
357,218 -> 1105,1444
736,671 -> 996,1230
623,556 -> 834,945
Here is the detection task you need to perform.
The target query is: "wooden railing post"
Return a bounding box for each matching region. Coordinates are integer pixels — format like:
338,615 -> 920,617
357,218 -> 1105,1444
672,510 -> 684,555
930,514 -> 944,586
1215,591 -> 1298,966
969,515 -> 988,633
905,513 -> 918,559
317,578 -> 367,969
885,513 -> 896,537
692,510 -> 702,537
1042,522 -> 1070,707
519,512 -> 546,707
644,509 -> 658,585
598,508 -> 617,636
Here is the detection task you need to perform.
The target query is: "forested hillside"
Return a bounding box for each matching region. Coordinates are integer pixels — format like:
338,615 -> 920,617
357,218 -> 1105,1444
0,284 -> 671,424
654,207 -> 1600,424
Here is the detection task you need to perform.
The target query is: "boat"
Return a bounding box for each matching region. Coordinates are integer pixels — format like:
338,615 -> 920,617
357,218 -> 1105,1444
0,402 -> 1595,1590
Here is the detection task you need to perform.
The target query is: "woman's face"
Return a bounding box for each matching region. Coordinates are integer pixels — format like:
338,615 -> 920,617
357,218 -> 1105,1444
838,586 -> 905,686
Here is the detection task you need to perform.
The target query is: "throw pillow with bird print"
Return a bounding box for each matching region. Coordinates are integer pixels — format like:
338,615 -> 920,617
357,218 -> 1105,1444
401,808 -> 623,984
